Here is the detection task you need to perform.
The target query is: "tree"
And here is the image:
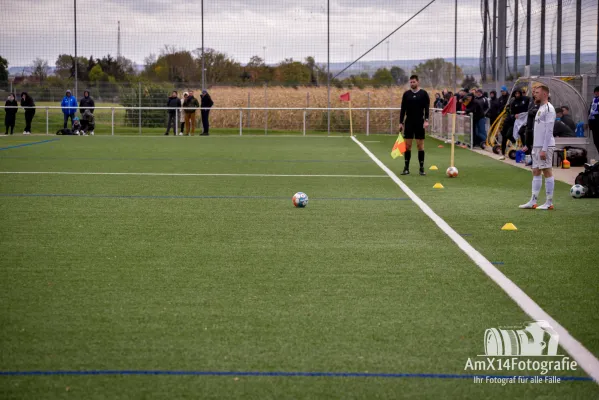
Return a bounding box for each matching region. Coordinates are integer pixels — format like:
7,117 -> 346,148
54,54 -> 90,80
412,58 -> 464,89
32,58 -> 50,83
274,58 -> 311,85
390,66 -> 407,85
0,56 -> 8,86
372,68 -> 394,86
194,48 -> 242,85
88,64 -> 107,82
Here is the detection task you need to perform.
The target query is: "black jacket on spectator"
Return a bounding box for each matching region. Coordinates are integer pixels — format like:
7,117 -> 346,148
4,98 -> 18,119
167,97 -> 182,114
466,97 -> 485,122
79,90 -> 95,114
498,94 -> 510,112
487,97 -> 502,122
554,120 -> 575,137
561,114 -> 576,131
510,95 -> 530,116
201,94 -> 214,108
20,92 -> 35,114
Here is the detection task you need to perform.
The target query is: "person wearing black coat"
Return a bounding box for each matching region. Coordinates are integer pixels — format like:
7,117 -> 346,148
165,91 -> 182,135
79,89 -> 95,115
20,92 -> 35,135
4,93 -> 18,135
200,90 -> 214,136
465,94 -> 486,147
487,90 -> 502,126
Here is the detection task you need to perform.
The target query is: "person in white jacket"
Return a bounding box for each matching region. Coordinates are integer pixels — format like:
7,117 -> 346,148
179,92 -> 188,136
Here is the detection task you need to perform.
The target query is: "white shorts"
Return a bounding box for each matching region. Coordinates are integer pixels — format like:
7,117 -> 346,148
532,147 -> 554,170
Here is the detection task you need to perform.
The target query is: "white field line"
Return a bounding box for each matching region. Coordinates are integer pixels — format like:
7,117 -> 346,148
0,171 -> 387,178
351,135 -> 599,384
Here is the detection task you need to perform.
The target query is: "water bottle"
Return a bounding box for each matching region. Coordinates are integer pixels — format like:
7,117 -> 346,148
515,150 -> 525,163
575,122 -> 584,137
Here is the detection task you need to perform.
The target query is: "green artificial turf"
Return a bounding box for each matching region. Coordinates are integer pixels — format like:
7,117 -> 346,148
0,135 -> 598,399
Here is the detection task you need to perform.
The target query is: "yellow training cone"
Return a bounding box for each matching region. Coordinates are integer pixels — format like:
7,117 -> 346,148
501,223 -> 518,231
429,165 -> 439,170
433,183 -> 444,189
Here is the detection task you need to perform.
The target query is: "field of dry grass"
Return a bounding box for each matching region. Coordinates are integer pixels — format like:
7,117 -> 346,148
186,86 -> 440,133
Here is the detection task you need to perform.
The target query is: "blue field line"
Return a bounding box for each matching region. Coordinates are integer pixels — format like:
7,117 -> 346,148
0,139 -> 60,151
0,193 -> 410,202
0,370 -> 591,381
0,155 -> 370,163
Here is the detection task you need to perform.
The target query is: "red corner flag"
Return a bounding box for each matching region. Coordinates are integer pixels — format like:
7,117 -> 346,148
442,96 -> 456,115
339,92 -> 350,102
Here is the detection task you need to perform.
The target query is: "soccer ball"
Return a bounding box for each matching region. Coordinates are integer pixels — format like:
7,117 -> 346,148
292,192 -> 309,208
446,166 -> 459,178
570,184 -> 586,199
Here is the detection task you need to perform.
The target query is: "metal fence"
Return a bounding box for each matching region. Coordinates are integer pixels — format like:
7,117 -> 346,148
1,105 -> 473,138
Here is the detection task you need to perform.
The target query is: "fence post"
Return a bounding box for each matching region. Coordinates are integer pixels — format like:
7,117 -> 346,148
138,82 -> 142,135
470,114 -> 474,148
303,110 -> 306,136
45,107 -> 49,135
389,89 -> 393,134
247,92 -> 251,128
239,108 -> 243,136
366,92 -> 370,136
264,84 -> 268,135
175,109 -> 178,136
111,107 -> 115,136
306,92 -> 310,132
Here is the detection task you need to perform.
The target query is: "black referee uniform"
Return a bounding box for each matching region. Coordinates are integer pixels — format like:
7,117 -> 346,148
400,89 -> 430,174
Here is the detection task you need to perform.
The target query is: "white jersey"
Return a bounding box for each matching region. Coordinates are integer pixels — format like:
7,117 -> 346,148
533,102 -> 556,150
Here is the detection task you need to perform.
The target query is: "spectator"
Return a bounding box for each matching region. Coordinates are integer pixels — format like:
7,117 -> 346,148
553,118 -> 575,137
498,86 -> 510,112
183,90 -> 200,136
4,93 -> 18,135
165,90 -> 181,136
179,92 -> 188,135
81,109 -> 95,135
61,89 -> 77,129
457,89 -> 467,113
20,92 -> 35,135
79,89 -> 95,115
559,105 -> 576,131
487,90 -> 501,126
72,117 -> 82,135
589,86 -> 599,153
433,93 -> 444,109
499,89 -> 529,159
464,93 -> 487,149
475,88 -> 490,116
473,89 -> 489,147
200,90 -> 213,136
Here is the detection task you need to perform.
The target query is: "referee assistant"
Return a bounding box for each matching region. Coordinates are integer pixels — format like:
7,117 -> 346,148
399,75 -> 430,176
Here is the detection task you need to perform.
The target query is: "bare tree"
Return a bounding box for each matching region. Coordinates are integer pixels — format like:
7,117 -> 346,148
32,58 -> 49,83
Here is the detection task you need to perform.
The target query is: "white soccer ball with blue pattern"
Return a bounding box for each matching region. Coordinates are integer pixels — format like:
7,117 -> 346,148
570,184 -> 586,199
292,192 -> 309,208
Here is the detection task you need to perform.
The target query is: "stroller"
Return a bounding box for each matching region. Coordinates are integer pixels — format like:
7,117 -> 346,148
80,109 -> 95,135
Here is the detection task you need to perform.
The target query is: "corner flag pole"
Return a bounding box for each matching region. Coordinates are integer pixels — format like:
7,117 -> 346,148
451,112 -> 456,167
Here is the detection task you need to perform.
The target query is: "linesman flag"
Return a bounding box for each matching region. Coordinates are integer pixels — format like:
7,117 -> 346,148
391,133 -> 406,159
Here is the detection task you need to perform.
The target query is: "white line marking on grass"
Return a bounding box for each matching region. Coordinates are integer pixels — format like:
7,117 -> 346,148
351,135 -> 599,384
0,171 -> 387,178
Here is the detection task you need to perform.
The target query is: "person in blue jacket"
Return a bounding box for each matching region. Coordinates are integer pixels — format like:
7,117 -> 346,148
61,89 -> 78,129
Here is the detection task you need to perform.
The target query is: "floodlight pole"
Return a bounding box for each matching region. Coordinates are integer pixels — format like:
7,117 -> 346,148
201,0 -> 205,91
496,0 -> 507,91
74,0 -> 78,96
327,0 -> 331,135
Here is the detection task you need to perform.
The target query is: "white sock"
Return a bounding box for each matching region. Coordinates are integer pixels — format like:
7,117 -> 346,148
531,175 -> 542,203
545,176 -> 555,204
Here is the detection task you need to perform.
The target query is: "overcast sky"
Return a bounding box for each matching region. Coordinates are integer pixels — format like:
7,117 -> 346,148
0,0 -> 596,68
